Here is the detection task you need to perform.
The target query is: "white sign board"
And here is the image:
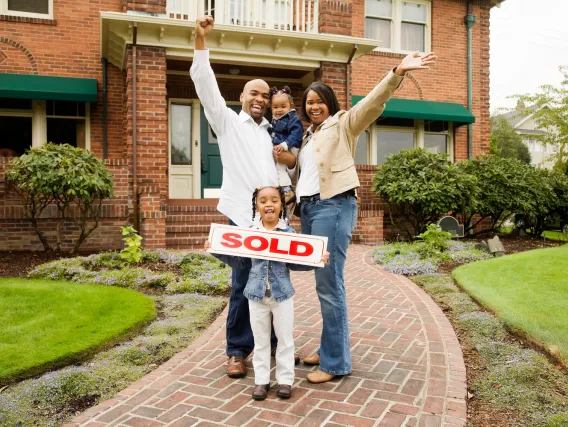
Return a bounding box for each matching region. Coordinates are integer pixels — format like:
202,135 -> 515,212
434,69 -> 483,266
207,223 -> 328,267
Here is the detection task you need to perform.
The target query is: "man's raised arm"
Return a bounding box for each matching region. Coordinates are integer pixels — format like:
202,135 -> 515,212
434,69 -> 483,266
190,16 -> 229,135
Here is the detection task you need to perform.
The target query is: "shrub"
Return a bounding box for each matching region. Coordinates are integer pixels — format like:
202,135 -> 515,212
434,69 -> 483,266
120,226 -> 143,264
373,148 -> 478,238
417,224 -> 452,252
457,155 -> 552,234
5,143 -> 114,253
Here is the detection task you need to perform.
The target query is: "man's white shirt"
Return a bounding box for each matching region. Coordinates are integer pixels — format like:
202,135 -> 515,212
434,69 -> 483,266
190,49 -> 278,228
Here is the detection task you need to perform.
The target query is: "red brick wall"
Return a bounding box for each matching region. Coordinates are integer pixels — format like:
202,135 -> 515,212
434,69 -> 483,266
123,0 -> 166,14
125,46 -> 168,249
319,0 -> 352,36
0,0 -> 126,159
0,158 -> 130,251
349,0 -> 491,161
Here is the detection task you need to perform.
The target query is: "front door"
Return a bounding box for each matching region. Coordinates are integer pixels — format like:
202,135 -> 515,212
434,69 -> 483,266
200,104 -> 240,198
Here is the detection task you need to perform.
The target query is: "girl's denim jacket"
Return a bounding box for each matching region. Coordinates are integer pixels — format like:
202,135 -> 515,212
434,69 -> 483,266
211,219 -> 316,303
270,110 -> 304,150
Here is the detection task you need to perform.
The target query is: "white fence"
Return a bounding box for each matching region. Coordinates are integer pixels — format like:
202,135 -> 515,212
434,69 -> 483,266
167,0 -> 319,33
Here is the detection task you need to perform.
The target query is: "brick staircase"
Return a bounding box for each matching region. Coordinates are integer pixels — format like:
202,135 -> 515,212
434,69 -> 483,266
166,199 -> 383,249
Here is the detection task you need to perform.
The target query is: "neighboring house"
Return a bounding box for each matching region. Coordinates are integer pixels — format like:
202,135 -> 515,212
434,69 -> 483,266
0,0 -> 503,251
499,103 -> 558,169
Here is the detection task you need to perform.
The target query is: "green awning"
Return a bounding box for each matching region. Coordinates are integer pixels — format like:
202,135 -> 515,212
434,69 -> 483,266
0,73 -> 97,102
351,96 -> 475,124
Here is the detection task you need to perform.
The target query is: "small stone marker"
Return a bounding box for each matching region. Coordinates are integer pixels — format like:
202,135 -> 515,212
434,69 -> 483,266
487,235 -> 505,257
438,216 -> 464,237
475,241 -> 490,253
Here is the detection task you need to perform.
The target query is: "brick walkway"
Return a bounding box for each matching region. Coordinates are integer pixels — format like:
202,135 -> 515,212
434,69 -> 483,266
67,245 -> 466,427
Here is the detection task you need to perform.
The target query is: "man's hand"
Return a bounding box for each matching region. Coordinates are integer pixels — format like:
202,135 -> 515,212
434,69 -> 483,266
195,16 -> 214,49
321,251 -> 330,265
196,16 -> 214,37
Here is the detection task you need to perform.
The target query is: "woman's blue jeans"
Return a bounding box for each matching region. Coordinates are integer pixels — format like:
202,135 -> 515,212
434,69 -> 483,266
300,193 -> 357,375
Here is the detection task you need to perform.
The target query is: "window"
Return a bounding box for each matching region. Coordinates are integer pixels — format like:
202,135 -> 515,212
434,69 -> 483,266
376,129 -> 415,164
1,0 -> 53,19
365,0 -> 430,53
355,131 -> 369,165
0,98 -> 90,156
356,119 -> 453,165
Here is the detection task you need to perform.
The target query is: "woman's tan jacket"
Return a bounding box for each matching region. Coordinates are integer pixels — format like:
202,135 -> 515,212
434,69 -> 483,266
294,70 -> 404,200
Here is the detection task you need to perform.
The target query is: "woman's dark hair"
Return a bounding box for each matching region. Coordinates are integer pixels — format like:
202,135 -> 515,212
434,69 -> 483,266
252,186 -> 287,222
301,81 -> 341,122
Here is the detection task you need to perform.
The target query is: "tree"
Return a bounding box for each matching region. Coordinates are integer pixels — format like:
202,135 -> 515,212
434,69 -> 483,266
6,143 -> 114,253
513,66 -> 568,173
490,115 -> 531,164
372,148 -> 478,239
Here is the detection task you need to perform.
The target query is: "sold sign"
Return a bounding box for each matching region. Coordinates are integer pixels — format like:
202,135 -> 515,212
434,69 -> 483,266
207,223 -> 328,267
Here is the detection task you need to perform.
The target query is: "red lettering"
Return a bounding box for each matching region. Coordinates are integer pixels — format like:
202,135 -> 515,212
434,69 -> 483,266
220,232 -> 242,248
244,236 -> 269,251
289,241 -> 314,257
269,238 -> 288,255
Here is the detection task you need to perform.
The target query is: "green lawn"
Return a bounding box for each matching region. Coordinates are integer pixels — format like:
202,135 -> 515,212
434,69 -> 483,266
542,230 -> 568,242
453,244 -> 568,364
0,278 -> 156,383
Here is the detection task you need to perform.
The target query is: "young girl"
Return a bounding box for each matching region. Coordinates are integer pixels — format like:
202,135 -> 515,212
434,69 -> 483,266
206,186 -> 328,401
269,87 -> 304,219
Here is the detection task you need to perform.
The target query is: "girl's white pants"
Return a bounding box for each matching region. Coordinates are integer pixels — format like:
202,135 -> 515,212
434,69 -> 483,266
249,296 -> 295,386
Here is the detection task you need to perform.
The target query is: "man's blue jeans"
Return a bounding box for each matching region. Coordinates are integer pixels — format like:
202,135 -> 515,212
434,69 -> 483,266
300,194 -> 357,375
226,220 -> 277,358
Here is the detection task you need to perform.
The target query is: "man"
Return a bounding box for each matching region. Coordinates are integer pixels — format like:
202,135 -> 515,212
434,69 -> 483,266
190,16 -> 287,378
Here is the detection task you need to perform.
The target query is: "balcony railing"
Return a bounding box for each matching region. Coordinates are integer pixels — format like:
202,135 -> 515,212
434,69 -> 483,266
166,0 -> 319,33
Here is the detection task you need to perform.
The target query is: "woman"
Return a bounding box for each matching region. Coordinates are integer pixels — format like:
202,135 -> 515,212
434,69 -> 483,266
277,51 -> 437,383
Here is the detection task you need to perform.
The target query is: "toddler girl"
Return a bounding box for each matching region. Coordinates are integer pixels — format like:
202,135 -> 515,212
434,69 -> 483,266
206,186 -> 328,401
269,86 -> 304,219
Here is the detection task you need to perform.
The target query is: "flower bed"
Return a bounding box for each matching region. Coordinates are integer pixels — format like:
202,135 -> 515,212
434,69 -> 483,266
28,250 -> 231,295
373,240 -> 492,276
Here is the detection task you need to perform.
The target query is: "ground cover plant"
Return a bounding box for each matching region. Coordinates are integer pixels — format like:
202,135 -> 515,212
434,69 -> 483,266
0,293 -> 225,427
372,236 -> 492,276
0,278 -> 155,384
28,249 -> 231,295
413,274 -> 568,427
453,244 -> 568,364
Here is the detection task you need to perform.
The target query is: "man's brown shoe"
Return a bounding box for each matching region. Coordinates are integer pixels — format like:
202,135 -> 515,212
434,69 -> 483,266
252,384 -> 270,401
302,353 -> 320,365
306,369 -> 335,383
277,384 -> 292,399
227,356 -> 246,378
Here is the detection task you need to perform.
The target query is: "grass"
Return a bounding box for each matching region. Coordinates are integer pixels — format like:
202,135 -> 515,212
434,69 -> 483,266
453,244 -> 568,364
0,278 -> 156,383
542,230 -> 568,242
414,274 -> 568,426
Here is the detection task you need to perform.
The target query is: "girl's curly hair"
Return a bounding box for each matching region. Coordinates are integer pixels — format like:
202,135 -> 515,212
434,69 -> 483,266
252,186 -> 287,222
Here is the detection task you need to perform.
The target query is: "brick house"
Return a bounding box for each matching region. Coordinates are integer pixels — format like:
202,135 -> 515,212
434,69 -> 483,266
0,0 -> 502,251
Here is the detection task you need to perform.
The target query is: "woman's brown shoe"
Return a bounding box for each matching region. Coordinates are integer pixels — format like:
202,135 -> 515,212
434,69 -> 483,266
252,384 -> 270,400
306,369 -> 335,383
302,353 -> 320,365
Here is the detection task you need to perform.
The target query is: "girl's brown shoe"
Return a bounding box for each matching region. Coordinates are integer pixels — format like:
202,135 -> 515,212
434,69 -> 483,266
306,369 -> 335,383
302,353 -> 320,365
277,384 -> 292,399
252,384 -> 270,400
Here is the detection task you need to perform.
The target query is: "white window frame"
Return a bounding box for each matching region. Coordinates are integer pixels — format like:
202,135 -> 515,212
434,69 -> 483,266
0,99 -> 90,151
362,119 -> 454,165
365,0 -> 431,54
0,0 -> 53,19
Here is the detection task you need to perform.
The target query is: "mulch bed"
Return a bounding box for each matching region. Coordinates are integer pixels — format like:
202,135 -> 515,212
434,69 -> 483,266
0,251 -> 80,278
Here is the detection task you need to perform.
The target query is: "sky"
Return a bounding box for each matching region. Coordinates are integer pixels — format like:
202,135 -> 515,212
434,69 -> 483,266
490,0 -> 568,114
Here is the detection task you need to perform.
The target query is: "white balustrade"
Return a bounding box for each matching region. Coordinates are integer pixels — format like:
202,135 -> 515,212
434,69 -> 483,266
166,0 -> 319,33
